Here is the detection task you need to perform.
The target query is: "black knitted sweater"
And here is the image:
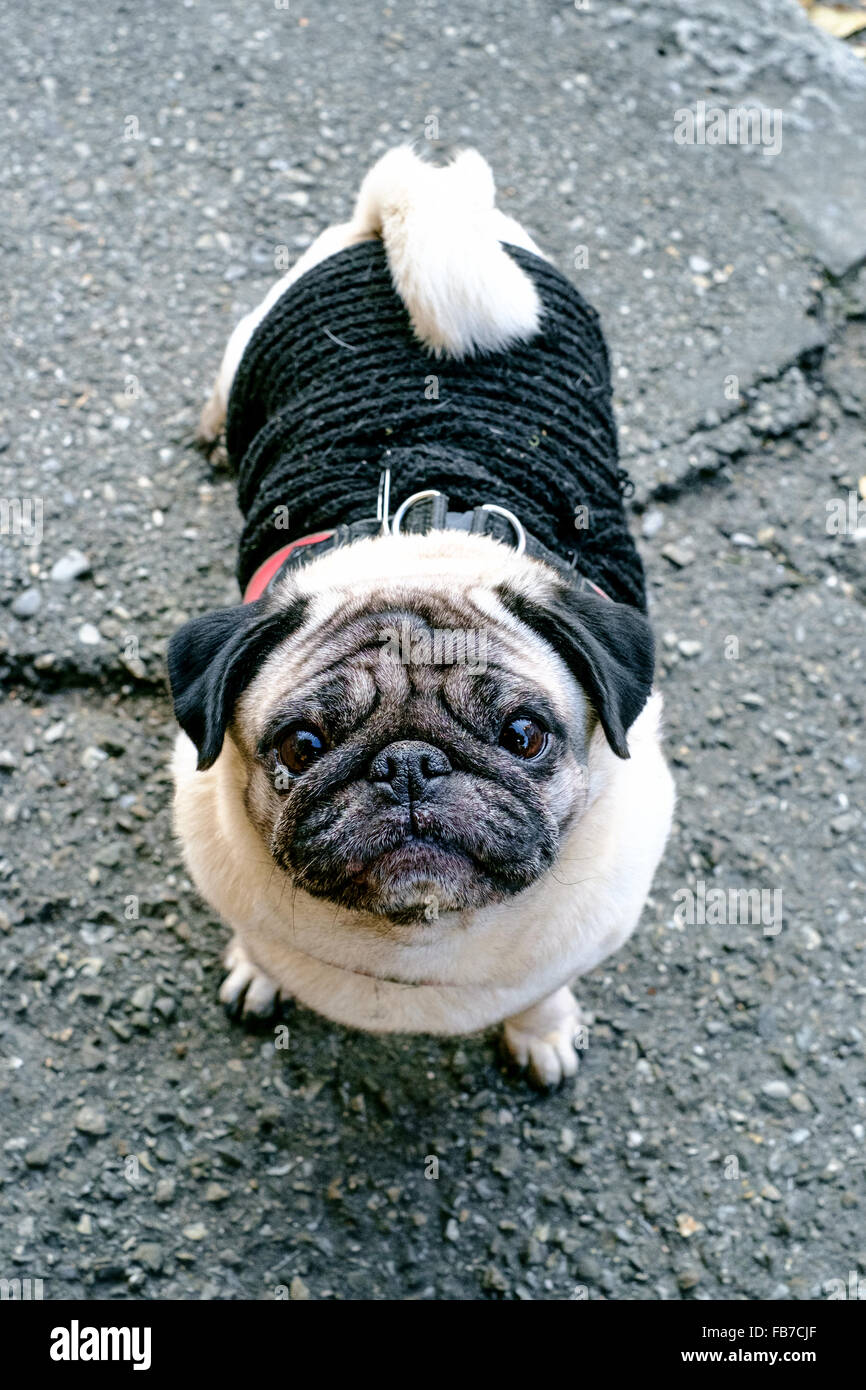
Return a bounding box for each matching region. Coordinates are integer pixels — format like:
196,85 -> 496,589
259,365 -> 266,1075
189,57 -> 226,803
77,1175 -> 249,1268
226,240 -> 645,610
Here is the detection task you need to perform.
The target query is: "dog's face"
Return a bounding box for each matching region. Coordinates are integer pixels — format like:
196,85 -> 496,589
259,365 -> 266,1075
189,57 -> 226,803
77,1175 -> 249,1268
168,537 -> 654,926
236,596 -> 590,925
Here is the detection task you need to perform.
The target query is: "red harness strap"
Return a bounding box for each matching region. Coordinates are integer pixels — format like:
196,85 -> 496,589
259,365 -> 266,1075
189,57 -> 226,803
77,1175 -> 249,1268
242,531 -> 335,604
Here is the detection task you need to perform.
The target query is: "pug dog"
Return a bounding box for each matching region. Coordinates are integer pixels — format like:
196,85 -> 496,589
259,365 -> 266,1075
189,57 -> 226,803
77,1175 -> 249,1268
168,147 -> 675,1086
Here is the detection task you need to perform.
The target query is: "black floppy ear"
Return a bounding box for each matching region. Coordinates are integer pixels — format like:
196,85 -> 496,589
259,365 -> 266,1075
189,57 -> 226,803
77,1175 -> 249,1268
167,596 -> 309,770
497,582 -> 654,759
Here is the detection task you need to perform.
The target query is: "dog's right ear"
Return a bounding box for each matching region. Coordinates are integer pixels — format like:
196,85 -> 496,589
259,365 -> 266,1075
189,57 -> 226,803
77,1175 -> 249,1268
167,596 -> 309,771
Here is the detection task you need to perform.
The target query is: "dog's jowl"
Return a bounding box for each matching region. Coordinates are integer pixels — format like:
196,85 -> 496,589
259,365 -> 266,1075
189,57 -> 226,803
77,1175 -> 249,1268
168,147 -> 674,1087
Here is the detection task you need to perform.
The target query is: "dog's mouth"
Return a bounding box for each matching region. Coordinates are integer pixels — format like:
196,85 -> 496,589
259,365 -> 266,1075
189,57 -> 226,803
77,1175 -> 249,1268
347,834 -> 474,878
282,816 -> 518,923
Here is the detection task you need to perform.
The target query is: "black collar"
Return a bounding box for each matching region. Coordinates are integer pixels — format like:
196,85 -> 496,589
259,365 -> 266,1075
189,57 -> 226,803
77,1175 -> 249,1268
243,475 -> 609,605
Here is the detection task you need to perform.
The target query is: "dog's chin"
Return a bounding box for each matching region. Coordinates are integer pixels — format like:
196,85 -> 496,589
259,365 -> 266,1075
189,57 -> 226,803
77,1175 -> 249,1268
283,838 -> 521,925
353,840 -> 508,924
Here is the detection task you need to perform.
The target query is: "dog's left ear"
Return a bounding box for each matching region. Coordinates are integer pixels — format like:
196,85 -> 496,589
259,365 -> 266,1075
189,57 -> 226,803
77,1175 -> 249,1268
167,596 -> 309,770
497,581 -> 654,758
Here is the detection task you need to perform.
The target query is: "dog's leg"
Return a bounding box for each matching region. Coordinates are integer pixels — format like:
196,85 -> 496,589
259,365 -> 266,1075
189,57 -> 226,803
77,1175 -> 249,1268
502,985 -> 586,1088
218,935 -> 284,1020
197,220 -> 376,445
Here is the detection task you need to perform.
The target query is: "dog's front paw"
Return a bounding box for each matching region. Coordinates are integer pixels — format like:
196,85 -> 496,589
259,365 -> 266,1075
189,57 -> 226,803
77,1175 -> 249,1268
197,390 -> 226,449
219,937 -> 283,1020
502,986 -> 586,1088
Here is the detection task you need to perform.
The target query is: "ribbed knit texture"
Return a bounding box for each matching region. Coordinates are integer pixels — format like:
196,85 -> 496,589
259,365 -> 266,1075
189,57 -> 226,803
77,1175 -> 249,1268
227,240 -> 645,610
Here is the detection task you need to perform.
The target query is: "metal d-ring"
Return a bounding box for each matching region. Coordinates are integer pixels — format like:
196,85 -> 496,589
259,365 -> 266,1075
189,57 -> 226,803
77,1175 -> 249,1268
390,489 -> 446,536
480,503 -> 527,555
377,467 -> 392,535
390,491 -> 527,556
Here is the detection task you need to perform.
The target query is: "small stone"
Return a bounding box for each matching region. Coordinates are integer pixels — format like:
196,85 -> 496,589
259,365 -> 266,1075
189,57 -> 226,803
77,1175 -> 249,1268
43,722 -> 66,744
50,549 -> 91,583
731,532 -> 757,548
641,508 -> 664,538
81,746 -> 108,770
779,1050 -> 800,1076
135,1242 -> 164,1273
93,843 -> 121,868
524,1235 -> 545,1263
676,1213 -> 702,1238
492,1144 -> 521,1178
24,1143 -> 55,1168
676,1267 -> 702,1290
130,983 -> 155,1012
11,588 -> 41,618
289,1275 -> 311,1300
154,1178 -> 176,1205
573,1253 -> 602,1283
762,1080 -> 790,1100
205,1183 -> 230,1204
0,750 -> 17,770
75,1105 -> 108,1136
689,254 -> 711,274
120,653 -> 147,680
760,1183 -> 782,1202
661,542 -> 695,568
444,1218 -> 460,1242
677,639 -> 702,658
78,623 -> 100,645
182,1223 -> 207,1241
482,1264 -> 509,1293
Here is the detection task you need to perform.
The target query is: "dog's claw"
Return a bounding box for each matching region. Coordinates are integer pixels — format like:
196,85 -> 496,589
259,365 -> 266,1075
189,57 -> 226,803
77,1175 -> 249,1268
220,939 -> 282,1020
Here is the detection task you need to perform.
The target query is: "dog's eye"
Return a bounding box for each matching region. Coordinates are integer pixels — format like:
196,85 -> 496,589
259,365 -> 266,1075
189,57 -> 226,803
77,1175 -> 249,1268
276,725 -> 328,775
499,715 -> 549,760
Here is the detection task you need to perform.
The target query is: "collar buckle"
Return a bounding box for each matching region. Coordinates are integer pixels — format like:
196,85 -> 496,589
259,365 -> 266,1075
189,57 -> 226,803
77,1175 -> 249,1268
391,488 -> 527,556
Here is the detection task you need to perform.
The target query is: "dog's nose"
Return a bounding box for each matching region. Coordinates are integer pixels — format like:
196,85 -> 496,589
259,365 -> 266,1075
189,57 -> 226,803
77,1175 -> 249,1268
369,740 -> 452,799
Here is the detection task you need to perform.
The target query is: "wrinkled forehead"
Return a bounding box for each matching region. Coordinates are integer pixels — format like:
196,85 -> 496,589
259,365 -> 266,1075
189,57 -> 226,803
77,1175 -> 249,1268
236,579 -> 585,738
